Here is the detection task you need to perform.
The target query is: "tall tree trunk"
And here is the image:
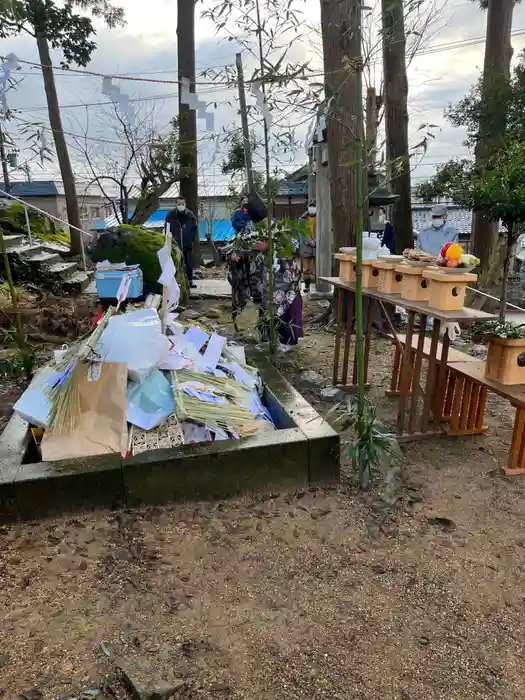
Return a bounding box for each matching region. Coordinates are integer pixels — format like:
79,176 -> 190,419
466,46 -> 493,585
36,33 -> 82,255
472,0 -> 515,274
320,0 -> 362,251
177,0 -> 200,265
381,0 -> 412,252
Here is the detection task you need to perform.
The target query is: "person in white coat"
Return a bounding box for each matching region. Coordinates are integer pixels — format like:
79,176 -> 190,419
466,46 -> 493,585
416,204 -> 459,256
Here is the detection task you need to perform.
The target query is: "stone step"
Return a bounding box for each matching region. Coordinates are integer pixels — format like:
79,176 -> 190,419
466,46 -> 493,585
40,241 -> 70,254
62,270 -> 95,295
7,243 -> 44,259
3,234 -> 24,250
28,251 -> 61,266
48,261 -> 79,279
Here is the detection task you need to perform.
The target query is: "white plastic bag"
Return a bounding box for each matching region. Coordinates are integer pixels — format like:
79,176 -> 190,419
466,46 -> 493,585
441,322 -> 461,341
97,308 -> 171,383
126,369 -> 176,430
14,366 -> 62,428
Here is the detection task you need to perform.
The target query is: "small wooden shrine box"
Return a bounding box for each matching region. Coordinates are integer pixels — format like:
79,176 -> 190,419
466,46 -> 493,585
334,253 -> 355,282
372,260 -> 403,295
361,259 -> 380,288
396,264 -> 430,302
485,338 -> 525,385
422,268 -> 477,311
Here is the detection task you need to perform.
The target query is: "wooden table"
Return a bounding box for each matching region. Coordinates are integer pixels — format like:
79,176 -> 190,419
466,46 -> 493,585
447,361 -> 525,475
319,277 -> 497,441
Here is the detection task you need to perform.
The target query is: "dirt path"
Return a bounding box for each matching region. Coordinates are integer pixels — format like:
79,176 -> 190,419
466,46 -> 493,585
2,293 -> 525,699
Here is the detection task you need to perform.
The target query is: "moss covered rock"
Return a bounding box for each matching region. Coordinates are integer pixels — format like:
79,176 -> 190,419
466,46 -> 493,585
89,225 -> 188,304
0,202 -> 71,247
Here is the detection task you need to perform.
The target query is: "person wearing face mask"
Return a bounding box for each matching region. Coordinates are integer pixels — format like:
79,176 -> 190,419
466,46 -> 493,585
299,201 -> 317,292
416,203 -> 458,256
231,195 -> 251,233
165,196 -> 199,288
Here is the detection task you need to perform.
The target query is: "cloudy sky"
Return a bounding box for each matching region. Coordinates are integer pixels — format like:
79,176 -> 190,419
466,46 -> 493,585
1,0 -> 525,198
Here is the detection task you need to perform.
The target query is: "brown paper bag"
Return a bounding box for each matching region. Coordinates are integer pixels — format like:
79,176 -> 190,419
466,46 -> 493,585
42,361 -> 128,462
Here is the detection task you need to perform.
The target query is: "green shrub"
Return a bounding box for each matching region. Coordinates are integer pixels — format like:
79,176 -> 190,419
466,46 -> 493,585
90,225 -> 189,303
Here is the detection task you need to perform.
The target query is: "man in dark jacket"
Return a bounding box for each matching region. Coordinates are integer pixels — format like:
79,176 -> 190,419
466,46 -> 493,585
231,195 -> 250,233
165,196 -> 198,287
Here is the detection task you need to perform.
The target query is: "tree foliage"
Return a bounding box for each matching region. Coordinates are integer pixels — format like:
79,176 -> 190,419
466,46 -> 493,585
420,51 -> 525,203
72,106 -> 183,226
434,138 -> 525,320
220,130 -> 282,202
0,0 -> 124,64
458,140 -> 525,232
414,159 -> 473,203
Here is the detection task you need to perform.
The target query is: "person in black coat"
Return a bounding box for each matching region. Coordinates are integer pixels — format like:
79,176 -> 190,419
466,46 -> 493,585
165,196 -> 198,287
379,207 -> 396,254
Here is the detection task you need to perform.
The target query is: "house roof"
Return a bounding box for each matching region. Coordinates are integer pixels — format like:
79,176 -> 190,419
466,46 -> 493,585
90,211 -> 235,242
0,180 -> 59,197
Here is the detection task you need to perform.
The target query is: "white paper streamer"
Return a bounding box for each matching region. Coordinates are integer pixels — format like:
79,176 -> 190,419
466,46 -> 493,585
250,80 -> 273,127
0,53 -> 20,111
101,76 -> 134,125
180,77 -> 215,131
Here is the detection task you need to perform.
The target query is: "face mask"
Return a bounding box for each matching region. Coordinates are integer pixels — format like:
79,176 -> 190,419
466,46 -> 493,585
432,218 -> 445,229
308,207 -> 316,216
176,204 -> 185,212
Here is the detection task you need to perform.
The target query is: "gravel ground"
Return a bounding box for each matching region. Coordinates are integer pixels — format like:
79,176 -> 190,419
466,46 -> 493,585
2,292 -> 525,699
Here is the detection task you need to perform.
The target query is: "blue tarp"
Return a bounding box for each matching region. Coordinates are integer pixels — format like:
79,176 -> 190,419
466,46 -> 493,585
90,211 -> 235,242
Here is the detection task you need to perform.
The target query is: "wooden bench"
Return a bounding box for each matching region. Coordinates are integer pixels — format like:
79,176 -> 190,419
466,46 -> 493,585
388,334 -> 483,425
389,337 -> 525,475
447,361 -> 525,476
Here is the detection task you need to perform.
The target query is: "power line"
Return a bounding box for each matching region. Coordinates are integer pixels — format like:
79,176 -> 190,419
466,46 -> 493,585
10,114 -> 219,148
10,83 -> 228,113
5,26 -> 525,88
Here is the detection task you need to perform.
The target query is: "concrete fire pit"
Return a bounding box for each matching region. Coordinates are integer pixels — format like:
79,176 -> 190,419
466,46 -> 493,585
0,354 -> 339,522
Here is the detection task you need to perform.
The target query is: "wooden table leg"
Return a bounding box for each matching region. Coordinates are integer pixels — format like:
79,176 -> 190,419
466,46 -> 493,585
433,327 -> 450,425
420,318 -> 440,432
408,314 -> 427,435
388,344 -> 401,397
396,310 -> 415,436
442,370 -> 456,422
449,371 -> 465,433
332,289 -> 344,386
342,291 -> 354,386
505,406 -> 525,476
446,370 -> 487,437
363,298 -> 375,384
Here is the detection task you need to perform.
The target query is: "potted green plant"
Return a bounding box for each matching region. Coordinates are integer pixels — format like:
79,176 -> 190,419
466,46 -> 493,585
474,320 -> 525,385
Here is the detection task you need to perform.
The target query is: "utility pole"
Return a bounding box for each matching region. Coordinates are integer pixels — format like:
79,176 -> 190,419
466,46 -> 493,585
235,52 -> 254,192
0,123 -> 11,193
177,0 -> 199,262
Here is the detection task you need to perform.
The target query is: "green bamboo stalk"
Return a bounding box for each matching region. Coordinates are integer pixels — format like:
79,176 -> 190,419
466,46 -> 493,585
354,10 -> 365,418
255,0 -> 277,355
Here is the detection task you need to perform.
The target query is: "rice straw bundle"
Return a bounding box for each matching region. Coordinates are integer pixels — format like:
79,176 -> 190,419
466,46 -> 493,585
46,307 -> 115,432
172,370 -> 260,437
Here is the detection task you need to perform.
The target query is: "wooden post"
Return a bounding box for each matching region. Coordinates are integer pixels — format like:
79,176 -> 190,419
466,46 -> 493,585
161,227 -> 173,334
235,53 -> 254,192
315,142 -> 332,291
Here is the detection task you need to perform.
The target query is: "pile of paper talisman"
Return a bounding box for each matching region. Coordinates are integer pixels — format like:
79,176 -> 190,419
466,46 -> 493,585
13,233 -> 275,462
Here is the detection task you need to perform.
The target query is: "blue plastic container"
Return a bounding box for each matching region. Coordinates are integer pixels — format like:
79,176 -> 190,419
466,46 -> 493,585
95,265 -> 143,299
